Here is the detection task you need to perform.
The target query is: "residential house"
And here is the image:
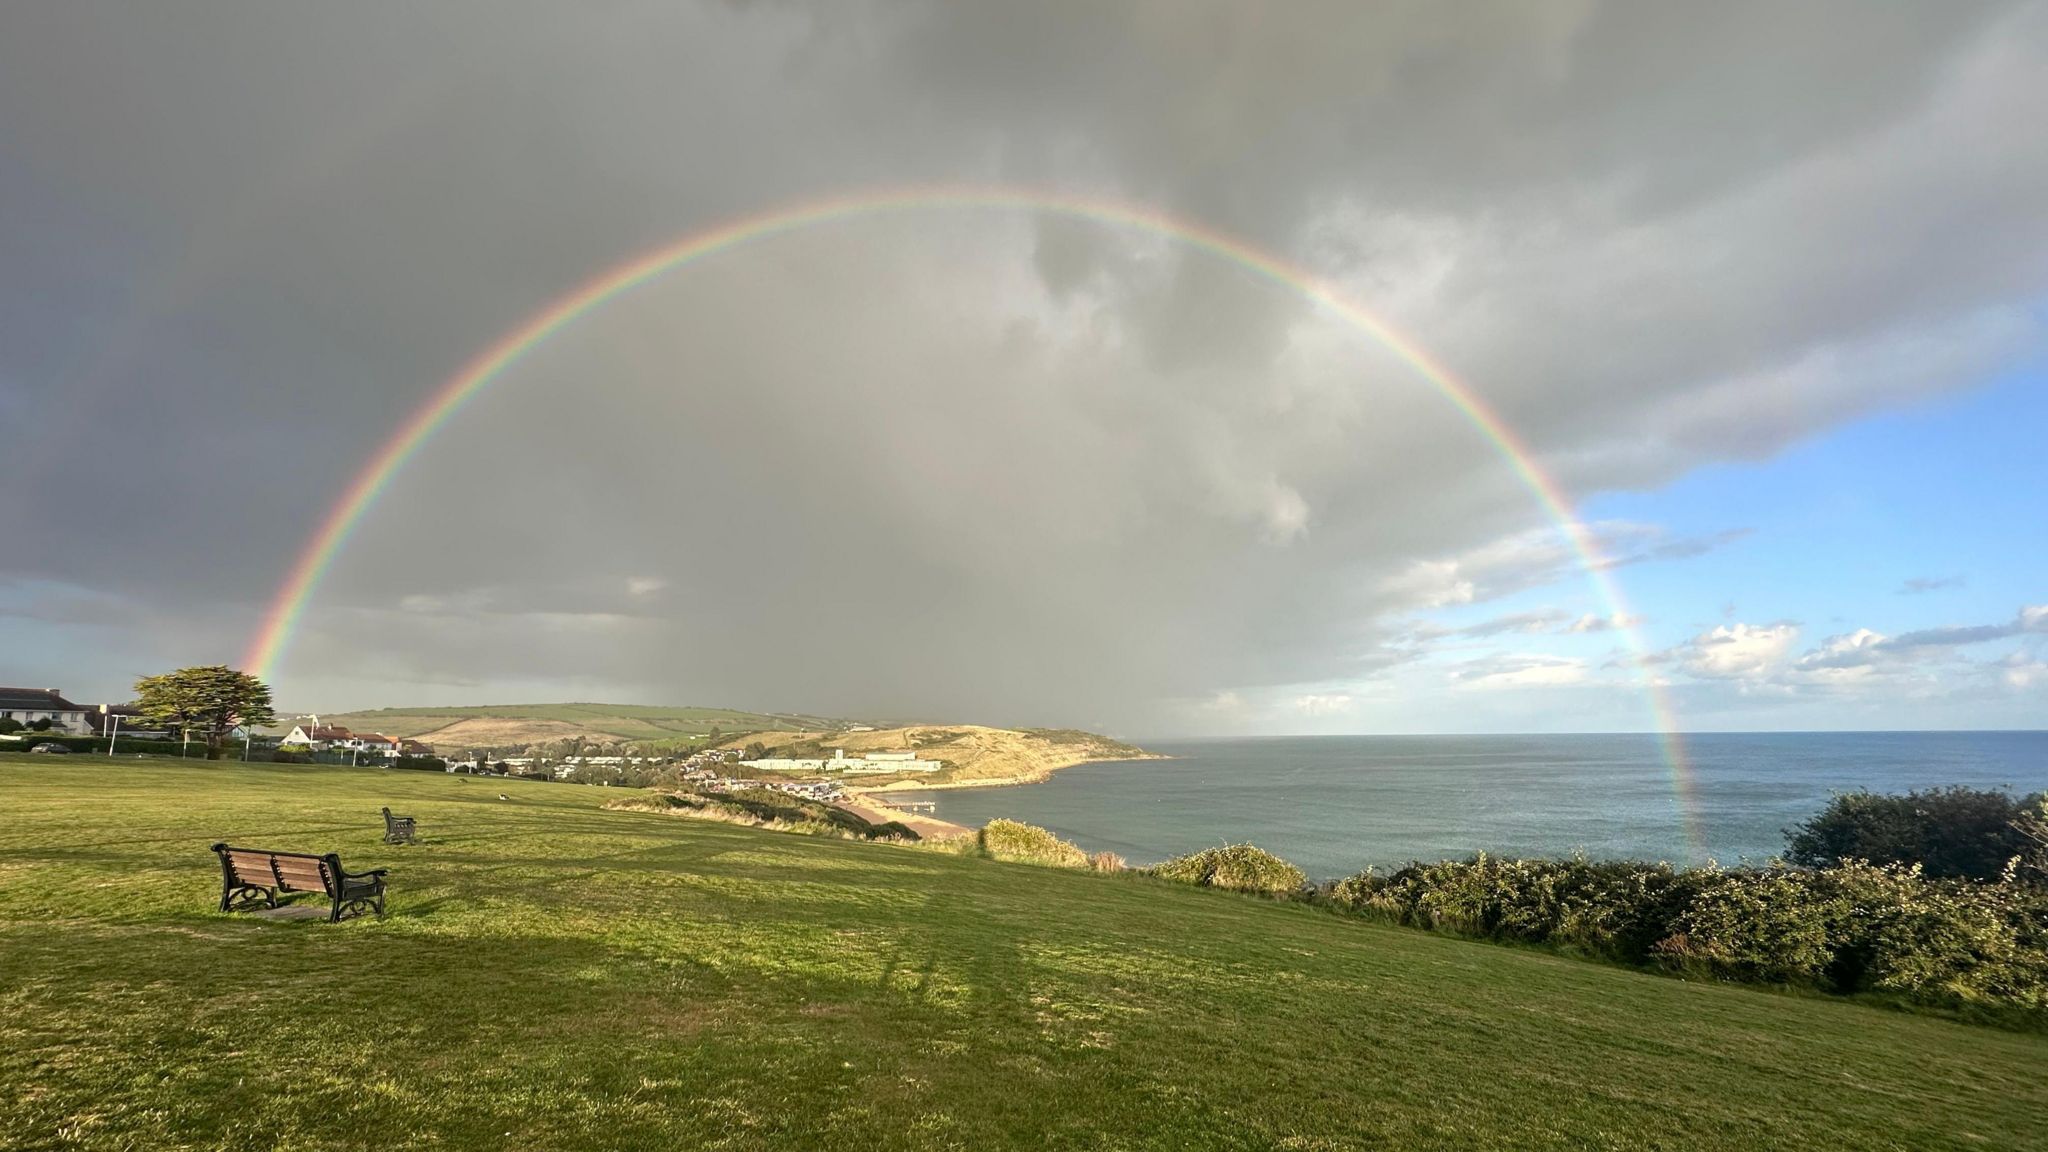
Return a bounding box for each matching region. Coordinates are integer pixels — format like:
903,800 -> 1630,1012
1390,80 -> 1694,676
0,688 -> 93,735
280,724 -> 354,750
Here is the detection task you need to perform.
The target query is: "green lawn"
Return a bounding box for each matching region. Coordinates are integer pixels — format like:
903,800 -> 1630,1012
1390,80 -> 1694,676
4,756 -> 2044,1151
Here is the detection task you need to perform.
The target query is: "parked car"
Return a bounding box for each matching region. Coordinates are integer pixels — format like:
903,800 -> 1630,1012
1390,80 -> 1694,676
28,742 -> 72,754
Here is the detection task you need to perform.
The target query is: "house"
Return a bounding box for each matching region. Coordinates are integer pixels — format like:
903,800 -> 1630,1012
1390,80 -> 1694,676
345,733 -> 404,756
280,724 -> 354,750
0,688 -> 93,735
397,739 -> 435,757
737,748 -> 939,774
86,704 -> 174,739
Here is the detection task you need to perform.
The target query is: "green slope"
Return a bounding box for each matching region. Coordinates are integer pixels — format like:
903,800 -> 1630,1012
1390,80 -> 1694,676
3,756 -> 2043,1151
315,702 -> 848,741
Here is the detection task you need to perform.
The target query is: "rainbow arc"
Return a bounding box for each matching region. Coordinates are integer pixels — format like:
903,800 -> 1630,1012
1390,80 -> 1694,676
243,185 -> 1700,853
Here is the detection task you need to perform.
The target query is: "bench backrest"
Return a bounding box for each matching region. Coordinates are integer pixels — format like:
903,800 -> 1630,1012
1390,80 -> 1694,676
212,844 -> 340,896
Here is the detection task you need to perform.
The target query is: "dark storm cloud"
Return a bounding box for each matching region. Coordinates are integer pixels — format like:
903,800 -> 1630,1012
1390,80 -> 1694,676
2,2 -> 2044,727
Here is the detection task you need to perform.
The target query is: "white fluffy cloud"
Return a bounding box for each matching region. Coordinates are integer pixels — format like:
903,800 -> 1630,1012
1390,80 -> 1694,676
1675,623 -> 1801,681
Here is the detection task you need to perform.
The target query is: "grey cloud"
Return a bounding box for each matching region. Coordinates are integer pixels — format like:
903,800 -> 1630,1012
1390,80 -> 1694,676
1888,607 -> 2048,650
1385,522 -> 1750,612
1,3 -> 2044,727
1899,575 -> 1968,595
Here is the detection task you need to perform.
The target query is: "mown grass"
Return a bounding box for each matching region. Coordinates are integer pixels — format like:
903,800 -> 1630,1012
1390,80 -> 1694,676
3,755 -> 2045,1151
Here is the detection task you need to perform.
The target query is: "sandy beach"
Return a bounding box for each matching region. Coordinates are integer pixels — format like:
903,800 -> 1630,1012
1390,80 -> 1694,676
832,793 -> 973,840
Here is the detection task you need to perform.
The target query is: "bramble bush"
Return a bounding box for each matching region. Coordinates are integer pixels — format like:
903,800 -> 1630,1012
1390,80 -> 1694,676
1319,855 -> 2048,1012
1151,844 -> 1306,895
978,819 -> 1091,868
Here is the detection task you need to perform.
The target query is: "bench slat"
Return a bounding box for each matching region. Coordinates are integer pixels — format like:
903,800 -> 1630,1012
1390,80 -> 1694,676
224,851 -> 276,885
272,861 -> 329,891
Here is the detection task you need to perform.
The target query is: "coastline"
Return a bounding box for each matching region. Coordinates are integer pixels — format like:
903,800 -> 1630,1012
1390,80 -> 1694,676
849,750 -> 1170,795
829,794 -> 973,840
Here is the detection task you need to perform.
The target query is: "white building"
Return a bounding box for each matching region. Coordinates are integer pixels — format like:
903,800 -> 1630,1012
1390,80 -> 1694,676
0,688 -> 94,735
281,724 -> 353,750
737,748 -> 939,774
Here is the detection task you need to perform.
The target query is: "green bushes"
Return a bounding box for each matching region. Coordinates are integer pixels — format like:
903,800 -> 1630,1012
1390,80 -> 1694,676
0,734 -> 254,757
1785,786 -> 2041,880
978,819 -> 1090,868
1320,855 -> 2048,1012
1152,844 -> 1306,895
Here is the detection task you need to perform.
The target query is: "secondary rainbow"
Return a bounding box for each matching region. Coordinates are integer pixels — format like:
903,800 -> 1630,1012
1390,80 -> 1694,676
245,185 -> 1701,851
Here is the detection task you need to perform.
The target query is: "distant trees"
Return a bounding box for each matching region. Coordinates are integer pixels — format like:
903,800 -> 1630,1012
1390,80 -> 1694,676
133,666 -> 276,761
743,741 -> 768,761
1783,787 -> 2043,881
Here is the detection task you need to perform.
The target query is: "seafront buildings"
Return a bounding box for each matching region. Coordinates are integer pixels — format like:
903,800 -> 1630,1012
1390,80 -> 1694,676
738,748 -> 939,774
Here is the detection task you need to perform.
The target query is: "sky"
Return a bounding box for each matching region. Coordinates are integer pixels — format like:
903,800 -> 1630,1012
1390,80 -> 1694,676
1,2 -> 2044,736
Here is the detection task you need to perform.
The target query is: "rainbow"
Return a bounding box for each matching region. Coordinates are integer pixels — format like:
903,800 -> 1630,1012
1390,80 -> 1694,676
245,185 -> 1701,853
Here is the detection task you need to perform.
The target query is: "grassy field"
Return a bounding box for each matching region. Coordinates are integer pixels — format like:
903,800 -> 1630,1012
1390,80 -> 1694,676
4,755 -> 2045,1151
314,702 -> 848,743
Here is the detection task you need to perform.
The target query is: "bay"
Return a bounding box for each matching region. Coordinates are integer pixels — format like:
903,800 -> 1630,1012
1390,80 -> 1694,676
887,731 -> 2048,879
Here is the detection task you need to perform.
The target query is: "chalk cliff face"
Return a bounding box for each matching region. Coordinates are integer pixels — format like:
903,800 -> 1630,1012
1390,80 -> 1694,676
719,725 -> 1160,788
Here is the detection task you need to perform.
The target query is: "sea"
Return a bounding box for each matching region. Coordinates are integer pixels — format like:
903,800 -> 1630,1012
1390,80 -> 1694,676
888,732 -> 2048,880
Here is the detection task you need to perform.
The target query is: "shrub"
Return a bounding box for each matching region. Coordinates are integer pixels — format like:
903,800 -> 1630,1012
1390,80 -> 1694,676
1785,787 -> 2040,881
0,718 -> 20,734
1153,844 -> 1306,895
1091,851 -> 1126,873
1319,853 -> 2048,1013
1657,866 -> 1839,983
978,820 -> 1090,868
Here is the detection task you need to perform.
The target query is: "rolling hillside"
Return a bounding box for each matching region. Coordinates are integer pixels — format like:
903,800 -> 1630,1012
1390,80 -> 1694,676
4,755 -> 2043,1150
312,702 -> 848,746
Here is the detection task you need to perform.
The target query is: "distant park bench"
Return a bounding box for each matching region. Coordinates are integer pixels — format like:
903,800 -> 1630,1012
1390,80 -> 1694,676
381,806 -> 418,845
210,843 -> 388,921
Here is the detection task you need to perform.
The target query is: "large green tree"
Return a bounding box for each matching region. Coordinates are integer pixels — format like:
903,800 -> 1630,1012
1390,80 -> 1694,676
133,666 -> 276,761
1783,786 -> 2042,881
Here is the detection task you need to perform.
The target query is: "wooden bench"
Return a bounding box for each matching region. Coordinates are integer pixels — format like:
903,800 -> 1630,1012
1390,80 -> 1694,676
210,843 -> 387,921
381,806 -> 417,845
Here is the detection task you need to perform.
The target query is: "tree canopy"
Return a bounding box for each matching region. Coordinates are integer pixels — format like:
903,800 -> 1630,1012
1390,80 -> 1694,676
133,666 -> 276,761
1783,786 -> 2042,881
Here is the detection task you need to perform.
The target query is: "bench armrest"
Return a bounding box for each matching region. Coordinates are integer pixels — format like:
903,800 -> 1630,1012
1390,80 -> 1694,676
346,867 -> 389,879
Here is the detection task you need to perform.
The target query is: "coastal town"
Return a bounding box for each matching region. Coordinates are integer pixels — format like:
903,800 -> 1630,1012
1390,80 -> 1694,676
0,683 -> 955,814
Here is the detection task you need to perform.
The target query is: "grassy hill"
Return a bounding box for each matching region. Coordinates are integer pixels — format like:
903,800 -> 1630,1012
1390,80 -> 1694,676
4,755 -> 2045,1150
312,702 -> 848,746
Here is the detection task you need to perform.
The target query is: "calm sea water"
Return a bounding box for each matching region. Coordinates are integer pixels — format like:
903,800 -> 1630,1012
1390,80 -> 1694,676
890,732 -> 2048,879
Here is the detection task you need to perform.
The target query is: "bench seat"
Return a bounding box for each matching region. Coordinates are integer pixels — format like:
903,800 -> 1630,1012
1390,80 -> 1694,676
381,806 -> 417,845
210,843 -> 387,922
